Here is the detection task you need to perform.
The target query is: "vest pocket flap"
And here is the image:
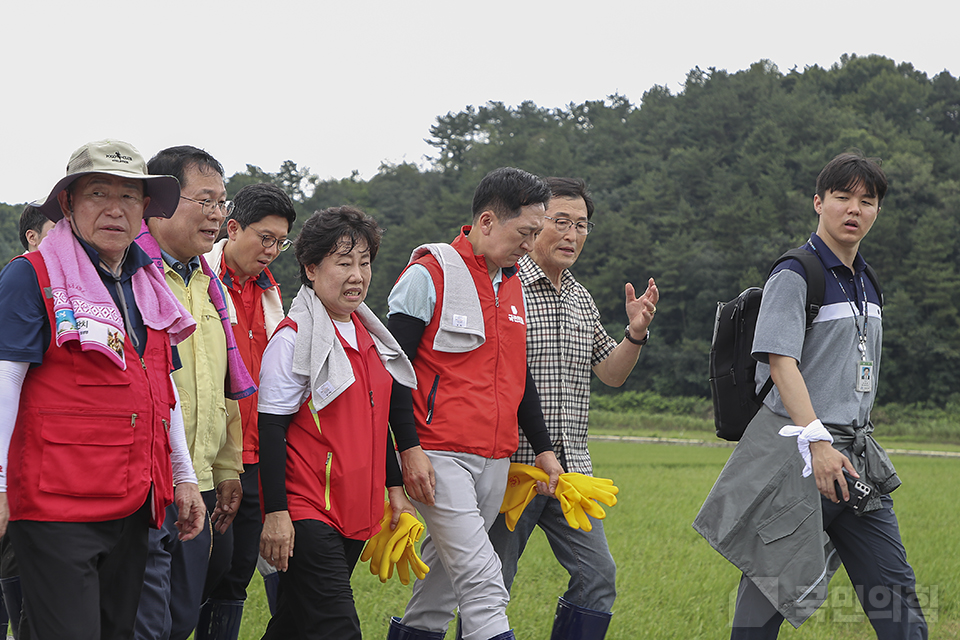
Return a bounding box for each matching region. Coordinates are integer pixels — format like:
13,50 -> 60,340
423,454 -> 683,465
39,412 -> 134,498
757,498 -> 815,544
40,412 -> 136,446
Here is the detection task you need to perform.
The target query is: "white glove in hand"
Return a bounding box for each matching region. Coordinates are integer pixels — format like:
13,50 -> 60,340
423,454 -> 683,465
778,419 -> 833,477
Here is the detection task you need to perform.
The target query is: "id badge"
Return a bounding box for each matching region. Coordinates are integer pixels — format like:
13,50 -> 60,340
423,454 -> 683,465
857,360 -> 874,392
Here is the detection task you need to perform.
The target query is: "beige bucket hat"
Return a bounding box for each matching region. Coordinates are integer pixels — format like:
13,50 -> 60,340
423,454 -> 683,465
32,139 -> 181,221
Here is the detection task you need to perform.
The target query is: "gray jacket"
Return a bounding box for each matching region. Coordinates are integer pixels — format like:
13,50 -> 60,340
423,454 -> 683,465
692,406 -> 900,628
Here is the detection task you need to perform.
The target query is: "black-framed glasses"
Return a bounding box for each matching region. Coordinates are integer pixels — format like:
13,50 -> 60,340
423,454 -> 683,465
180,195 -> 229,216
255,232 -> 292,252
544,215 -> 595,236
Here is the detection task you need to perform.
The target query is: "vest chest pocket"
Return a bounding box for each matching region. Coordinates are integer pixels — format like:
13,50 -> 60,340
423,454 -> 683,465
38,410 -> 136,498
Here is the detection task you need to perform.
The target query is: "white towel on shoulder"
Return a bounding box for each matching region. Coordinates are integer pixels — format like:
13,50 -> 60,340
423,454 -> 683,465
287,285 -> 417,412
409,243 -> 485,353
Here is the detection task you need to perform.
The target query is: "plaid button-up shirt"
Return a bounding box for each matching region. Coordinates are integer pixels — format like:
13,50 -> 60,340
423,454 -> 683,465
512,255 -> 617,475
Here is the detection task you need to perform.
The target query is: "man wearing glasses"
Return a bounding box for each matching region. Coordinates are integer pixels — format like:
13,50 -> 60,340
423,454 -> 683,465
488,177 -> 658,639
134,146 -> 256,640
199,183 -> 296,638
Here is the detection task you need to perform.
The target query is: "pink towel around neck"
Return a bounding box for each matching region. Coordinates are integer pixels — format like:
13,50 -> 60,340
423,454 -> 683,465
38,219 -> 196,369
134,221 -> 256,400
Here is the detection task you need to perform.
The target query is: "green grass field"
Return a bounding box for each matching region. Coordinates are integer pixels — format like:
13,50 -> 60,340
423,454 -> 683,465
231,440 -> 959,639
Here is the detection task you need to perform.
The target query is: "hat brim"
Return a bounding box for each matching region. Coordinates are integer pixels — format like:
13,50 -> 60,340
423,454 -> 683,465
32,170 -> 181,222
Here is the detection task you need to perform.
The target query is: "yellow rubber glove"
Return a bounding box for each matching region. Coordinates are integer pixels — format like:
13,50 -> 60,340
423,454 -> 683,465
361,501 -> 430,584
378,515 -> 419,582
360,501 -> 394,572
563,473 -> 619,507
499,463 -> 549,531
555,477 -> 592,530
554,473 -> 620,531
394,532 -> 430,585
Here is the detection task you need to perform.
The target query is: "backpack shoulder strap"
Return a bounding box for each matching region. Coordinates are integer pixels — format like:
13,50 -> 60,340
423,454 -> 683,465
863,263 -> 883,308
754,248 -> 825,405
768,247 -> 825,329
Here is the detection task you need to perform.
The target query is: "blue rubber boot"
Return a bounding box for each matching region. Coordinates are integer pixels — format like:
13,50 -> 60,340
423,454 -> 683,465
550,597 -> 613,640
194,599 -> 244,640
386,616 -> 446,639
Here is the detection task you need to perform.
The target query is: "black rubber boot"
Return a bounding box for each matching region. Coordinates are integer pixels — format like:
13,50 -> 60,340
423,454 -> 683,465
0,576 -> 22,640
262,571 -> 280,616
194,599 -> 244,640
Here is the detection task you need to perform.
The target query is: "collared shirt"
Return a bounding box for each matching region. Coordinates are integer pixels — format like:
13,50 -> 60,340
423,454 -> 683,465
161,249 -> 202,285
161,256 -> 243,491
513,254 -> 617,474
753,232 -> 883,429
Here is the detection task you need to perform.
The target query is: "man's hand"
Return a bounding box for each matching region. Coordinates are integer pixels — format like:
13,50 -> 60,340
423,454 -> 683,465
387,486 -> 418,530
400,446 -> 436,506
173,483 -> 206,541
261,510 -> 295,572
810,440 -> 858,502
211,478 -> 242,534
625,277 -> 659,337
0,492 -> 8,538
534,451 -> 564,497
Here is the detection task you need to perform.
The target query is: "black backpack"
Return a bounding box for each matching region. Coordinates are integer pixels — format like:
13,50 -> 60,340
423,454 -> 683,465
708,248 -> 881,441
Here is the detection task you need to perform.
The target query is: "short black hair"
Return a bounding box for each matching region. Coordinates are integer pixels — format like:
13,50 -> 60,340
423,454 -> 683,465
294,206 -> 383,286
147,145 -> 224,188
471,167 -> 551,223
228,183 -> 297,232
816,151 -> 887,205
545,177 -> 595,220
19,204 -> 48,250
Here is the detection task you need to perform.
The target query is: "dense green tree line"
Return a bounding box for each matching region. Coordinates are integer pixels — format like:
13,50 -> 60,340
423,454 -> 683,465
3,54 -> 959,406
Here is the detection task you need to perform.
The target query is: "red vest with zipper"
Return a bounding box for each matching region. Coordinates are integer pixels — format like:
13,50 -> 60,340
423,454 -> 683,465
405,230 -> 527,459
8,252 -> 175,527
277,316 -> 393,540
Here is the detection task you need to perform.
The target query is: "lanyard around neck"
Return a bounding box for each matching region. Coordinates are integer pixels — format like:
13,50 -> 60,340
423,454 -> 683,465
807,241 -> 869,358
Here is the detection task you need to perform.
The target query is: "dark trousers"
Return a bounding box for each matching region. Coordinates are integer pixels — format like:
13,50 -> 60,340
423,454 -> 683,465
261,519 -> 365,640
731,494 -> 928,639
135,489 -> 232,640
206,463 -> 262,602
1,532 -> 30,640
8,501 -> 150,640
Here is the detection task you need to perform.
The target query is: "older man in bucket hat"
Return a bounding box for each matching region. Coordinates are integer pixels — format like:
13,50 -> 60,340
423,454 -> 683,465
0,139 -> 206,640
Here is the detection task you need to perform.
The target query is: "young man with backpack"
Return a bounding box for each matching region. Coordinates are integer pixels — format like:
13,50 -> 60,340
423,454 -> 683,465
694,152 -> 928,639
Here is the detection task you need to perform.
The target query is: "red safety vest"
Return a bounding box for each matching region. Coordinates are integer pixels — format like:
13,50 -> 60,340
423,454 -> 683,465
8,252 -> 175,527
406,231 -> 527,459
276,316 -> 393,540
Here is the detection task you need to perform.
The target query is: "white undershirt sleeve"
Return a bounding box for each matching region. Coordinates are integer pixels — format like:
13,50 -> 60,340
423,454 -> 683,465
0,361 -> 29,492
257,327 -> 310,415
168,381 -> 198,485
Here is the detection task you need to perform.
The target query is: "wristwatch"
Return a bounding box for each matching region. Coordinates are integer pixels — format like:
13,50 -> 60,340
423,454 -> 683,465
624,326 -> 649,346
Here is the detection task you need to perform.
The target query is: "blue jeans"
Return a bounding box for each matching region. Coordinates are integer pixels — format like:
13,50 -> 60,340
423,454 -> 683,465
488,493 -> 617,612
731,494 -> 927,639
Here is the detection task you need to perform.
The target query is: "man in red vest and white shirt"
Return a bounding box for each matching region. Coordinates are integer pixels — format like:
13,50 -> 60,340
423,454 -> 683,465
0,139 -> 205,640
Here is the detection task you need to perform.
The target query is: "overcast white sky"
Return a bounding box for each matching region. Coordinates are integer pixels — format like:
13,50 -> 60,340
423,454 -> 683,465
2,0 -> 956,204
